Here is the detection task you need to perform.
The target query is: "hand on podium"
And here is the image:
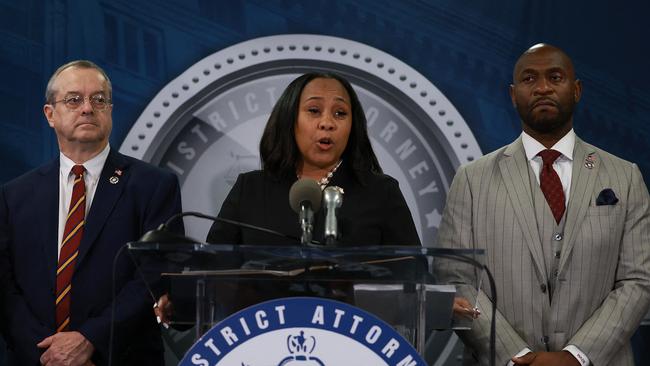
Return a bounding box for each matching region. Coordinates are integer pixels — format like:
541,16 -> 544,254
154,293 -> 173,329
453,296 -> 480,319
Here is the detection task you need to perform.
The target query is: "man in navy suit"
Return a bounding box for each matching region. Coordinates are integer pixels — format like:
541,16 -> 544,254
0,60 -> 182,365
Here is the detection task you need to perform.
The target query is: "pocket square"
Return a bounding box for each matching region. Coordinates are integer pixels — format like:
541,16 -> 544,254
596,188 -> 619,206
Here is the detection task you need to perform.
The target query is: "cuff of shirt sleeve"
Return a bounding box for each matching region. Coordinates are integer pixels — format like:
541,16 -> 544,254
563,345 -> 589,366
507,347 -> 532,366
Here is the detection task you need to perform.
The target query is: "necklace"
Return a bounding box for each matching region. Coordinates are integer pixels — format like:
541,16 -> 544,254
299,160 -> 343,190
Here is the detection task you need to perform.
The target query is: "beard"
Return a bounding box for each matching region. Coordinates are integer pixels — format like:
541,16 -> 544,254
517,98 -> 575,134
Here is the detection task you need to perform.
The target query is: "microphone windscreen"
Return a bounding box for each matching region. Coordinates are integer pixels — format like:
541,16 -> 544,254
289,178 -> 322,213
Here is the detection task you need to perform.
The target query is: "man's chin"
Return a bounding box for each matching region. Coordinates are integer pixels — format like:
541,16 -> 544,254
73,134 -> 108,145
523,117 -> 568,135
529,107 -> 559,120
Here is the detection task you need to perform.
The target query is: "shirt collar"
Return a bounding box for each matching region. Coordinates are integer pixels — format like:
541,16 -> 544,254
521,129 -> 575,162
59,144 -> 111,180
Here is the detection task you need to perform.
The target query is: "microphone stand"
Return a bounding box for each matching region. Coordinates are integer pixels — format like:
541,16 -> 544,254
298,203 -> 314,245
323,186 -> 343,247
138,211 -> 314,245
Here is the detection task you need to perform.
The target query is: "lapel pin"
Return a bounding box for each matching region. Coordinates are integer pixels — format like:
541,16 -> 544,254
584,154 -> 596,169
109,168 -> 123,184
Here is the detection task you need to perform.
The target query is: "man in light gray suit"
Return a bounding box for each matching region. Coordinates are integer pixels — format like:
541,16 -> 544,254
438,44 -> 650,365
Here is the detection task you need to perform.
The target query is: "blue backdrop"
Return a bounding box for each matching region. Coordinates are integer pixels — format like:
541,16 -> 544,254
1,0 -> 649,364
2,0 -> 650,185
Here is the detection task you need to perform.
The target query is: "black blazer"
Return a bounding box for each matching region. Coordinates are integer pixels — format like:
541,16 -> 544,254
207,164 -> 421,246
0,150 -> 182,365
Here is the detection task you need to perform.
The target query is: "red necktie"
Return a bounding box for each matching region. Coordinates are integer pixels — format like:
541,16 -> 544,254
56,164 -> 86,332
538,149 -> 565,224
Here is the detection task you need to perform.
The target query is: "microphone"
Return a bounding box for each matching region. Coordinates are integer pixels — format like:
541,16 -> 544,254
289,179 -> 322,246
323,186 -> 344,246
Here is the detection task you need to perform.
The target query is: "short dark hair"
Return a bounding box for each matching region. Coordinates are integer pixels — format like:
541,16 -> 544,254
259,72 -> 382,181
45,60 -> 112,104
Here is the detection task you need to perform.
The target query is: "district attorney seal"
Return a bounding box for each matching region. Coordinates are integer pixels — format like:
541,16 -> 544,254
120,34 -> 482,248
179,297 -> 427,366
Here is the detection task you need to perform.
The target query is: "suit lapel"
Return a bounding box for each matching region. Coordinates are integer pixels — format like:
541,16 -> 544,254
498,138 -> 548,281
76,150 -> 129,267
559,138 -> 598,273
38,160 -> 61,289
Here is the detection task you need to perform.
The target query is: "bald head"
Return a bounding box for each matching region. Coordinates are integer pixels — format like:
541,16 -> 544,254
509,43 -> 582,147
513,43 -> 576,83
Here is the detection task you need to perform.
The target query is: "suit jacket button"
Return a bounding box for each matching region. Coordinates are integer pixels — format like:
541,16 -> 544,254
554,233 -> 563,241
540,284 -> 547,293
555,251 -> 561,258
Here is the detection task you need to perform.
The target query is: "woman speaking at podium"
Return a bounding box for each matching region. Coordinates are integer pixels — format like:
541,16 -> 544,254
206,72 -> 420,247
158,73 -> 473,347
155,73 -> 425,348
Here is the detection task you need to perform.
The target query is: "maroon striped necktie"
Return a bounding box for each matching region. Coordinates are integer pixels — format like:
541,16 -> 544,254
538,149 -> 565,224
55,164 -> 86,332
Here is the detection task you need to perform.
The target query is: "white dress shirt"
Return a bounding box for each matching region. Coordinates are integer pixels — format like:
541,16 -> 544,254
57,144 -> 110,259
521,129 -> 574,203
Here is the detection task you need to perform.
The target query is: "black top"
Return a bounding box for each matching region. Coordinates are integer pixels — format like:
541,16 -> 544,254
207,163 -> 421,246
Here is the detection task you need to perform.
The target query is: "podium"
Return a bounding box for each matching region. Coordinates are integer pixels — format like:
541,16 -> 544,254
128,242 -> 484,362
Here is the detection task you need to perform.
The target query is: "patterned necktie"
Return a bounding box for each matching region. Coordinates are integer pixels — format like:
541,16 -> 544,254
56,164 -> 86,332
538,149 -> 565,224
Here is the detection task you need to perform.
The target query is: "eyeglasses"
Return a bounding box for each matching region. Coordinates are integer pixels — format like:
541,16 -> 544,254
51,93 -> 112,111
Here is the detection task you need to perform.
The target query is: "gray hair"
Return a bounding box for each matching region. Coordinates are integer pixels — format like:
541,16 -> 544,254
45,60 -> 112,104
